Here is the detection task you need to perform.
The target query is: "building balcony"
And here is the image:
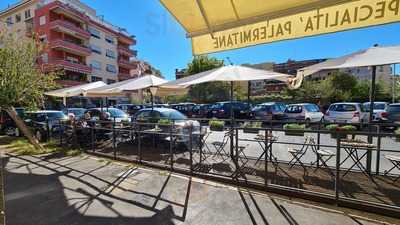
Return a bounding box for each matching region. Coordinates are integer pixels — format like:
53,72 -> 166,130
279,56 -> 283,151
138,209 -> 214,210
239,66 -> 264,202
50,20 -> 90,40
117,46 -> 136,57
56,79 -> 88,88
118,58 -> 136,69
48,0 -> 89,23
50,39 -> 91,56
43,59 -> 92,74
118,73 -> 132,81
118,34 -> 136,45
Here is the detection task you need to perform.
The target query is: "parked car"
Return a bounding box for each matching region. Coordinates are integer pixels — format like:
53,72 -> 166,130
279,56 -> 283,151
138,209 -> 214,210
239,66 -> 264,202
324,103 -> 368,124
363,102 -> 389,122
63,108 -> 86,120
171,103 -> 196,117
0,107 -> 25,136
285,103 -> 324,123
24,110 -> 68,142
250,102 -> 287,121
84,108 -> 131,123
387,103 -> 400,126
115,104 -> 144,116
209,101 -> 251,119
133,108 -> 200,145
191,104 -> 213,118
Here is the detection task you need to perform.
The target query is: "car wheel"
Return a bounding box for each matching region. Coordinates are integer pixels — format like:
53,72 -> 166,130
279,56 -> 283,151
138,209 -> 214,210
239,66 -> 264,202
305,118 -> 311,127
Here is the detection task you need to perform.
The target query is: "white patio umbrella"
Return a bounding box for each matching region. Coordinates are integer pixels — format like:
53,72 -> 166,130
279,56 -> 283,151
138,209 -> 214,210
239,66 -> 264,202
164,65 -> 291,119
298,45 -> 400,124
45,81 -> 107,106
85,75 -> 187,108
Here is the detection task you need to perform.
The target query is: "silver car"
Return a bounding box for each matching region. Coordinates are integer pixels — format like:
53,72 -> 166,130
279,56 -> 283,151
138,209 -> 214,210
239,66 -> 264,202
285,103 -> 324,123
324,103 -> 368,124
363,102 -> 389,122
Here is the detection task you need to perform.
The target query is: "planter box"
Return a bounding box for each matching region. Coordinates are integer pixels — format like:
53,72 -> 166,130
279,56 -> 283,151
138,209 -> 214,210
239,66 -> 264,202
284,130 -> 304,136
210,126 -> 224,131
330,133 -> 347,139
243,128 -> 260,134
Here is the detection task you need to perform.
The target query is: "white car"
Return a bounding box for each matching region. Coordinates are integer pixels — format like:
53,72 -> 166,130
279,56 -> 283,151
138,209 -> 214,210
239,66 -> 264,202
285,103 -> 324,123
324,103 -> 368,124
363,102 -> 389,122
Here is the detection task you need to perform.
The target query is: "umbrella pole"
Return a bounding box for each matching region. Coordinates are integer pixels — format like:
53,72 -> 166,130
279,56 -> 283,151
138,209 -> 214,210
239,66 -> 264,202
63,97 -> 67,107
151,91 -> 154,110
106,97 -> 109,111
230,81 -> 234,159
366,65 -> 377,174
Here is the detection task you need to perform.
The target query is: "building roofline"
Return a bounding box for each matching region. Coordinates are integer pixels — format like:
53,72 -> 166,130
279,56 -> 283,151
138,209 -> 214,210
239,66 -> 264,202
0,0 -> 35,16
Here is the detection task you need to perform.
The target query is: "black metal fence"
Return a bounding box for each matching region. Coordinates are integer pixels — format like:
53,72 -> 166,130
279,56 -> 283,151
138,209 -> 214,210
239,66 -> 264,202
46,118 -> 400,217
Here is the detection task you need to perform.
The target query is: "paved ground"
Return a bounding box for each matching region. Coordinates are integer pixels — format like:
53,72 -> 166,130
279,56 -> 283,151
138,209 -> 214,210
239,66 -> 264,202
2,153 -> 395,225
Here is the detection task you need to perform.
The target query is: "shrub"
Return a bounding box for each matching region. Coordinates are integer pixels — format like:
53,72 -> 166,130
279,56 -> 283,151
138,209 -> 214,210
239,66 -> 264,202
326,124 -> 339,131
339,125 -> 357,131
209,119 -> 225,130
283,123 -> 306,130
243,122 -> 262,128
158,119 -> 173,125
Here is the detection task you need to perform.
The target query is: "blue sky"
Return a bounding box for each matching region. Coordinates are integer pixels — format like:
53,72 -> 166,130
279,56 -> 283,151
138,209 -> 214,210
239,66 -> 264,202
2,0 -> 400,80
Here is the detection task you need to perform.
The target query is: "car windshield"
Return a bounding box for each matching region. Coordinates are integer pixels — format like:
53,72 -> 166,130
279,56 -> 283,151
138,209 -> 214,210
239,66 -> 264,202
304,104 -> 320,112
388,105 -> 400,113
47,112 -> 67,119
107,109 -> 127,118
364,103 -> 387,111
161,110 -> 187,120
330,104 -> 357,112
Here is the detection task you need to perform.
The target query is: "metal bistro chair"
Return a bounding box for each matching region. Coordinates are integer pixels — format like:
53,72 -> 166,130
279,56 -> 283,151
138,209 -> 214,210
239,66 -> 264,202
384,154 -> 400,182
287,136 -> 313,171
310,138 -> 336,176
197,126 -> 213,162
211,130 -> 233,161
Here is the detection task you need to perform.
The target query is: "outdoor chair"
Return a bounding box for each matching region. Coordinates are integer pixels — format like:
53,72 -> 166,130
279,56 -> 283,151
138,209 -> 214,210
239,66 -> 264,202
287,136 -> 314,171
310,138 -> 336,176
384,154 -> 400,182
211,130 -> 233,161
196,126 -> 213,162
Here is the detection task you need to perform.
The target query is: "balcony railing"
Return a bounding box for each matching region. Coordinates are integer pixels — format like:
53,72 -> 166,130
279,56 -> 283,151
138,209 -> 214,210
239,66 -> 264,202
50,39 -> 91,56
50,20 -> 90,40
117,46 -> 136,57
47,0 -> 89,23
43,59 -> 92,74
118,58 -> 135,69
118,73 -> 132,81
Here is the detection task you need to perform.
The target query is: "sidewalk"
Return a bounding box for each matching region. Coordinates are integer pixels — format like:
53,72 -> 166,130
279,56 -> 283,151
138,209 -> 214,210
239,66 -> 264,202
2,153 -> 396,225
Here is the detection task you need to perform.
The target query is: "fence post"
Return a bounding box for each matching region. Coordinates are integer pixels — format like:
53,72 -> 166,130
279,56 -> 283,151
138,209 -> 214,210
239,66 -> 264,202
170,120 -> 174,170
59,119 -> 63,146
376,125 -> 382,175
317,120 -> 321,168
91,125 -> 95,152
138,123 -> 142,163
265,128 -> 269,188
46,118 -> 50,142
235,127 -> 239,181
335,137 -> 341,205
189,124 -> 193,174
113,117 -> 116,160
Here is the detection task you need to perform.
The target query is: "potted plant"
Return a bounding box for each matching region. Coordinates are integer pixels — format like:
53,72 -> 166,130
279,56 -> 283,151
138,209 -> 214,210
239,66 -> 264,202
158,119 -> 173,131
209,119 -> 225,131
326,124 -> 357,139
395,128 -> 400,142
242,122 -> 262,134
283,123 -> 306,136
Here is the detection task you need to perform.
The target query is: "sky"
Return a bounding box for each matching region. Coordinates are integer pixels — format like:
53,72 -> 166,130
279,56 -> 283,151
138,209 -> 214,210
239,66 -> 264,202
2,0 -> 400,80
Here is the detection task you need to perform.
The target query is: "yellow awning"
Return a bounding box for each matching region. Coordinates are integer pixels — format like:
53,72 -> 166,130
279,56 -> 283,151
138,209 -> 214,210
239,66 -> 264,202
160,0 -> 400,55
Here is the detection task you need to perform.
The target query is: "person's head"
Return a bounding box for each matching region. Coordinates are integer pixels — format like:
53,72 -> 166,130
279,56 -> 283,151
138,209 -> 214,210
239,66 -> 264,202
84,112 -> 91,120
68,113 -> 75,121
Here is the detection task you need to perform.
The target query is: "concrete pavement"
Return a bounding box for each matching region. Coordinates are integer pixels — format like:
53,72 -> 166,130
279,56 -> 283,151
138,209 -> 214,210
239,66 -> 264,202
2,153 -> 395,225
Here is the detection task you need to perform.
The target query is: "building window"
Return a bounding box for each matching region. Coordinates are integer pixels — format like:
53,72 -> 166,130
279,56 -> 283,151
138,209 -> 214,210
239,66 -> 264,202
88,26 -> 101,39
106,49 -> 116,59
39,16 -> 46,25
6,17 -> 12,26
66,56 -> 79,64
107,79 -> 116,84
105,35 -> 115,44
15,14 -> 21,23
91,76 -> 102,82
24,9 -> 31,19
90,44 -> 102,54
39,35 -> 47,43
90,60 -> 102,70
106,64 -> 117,73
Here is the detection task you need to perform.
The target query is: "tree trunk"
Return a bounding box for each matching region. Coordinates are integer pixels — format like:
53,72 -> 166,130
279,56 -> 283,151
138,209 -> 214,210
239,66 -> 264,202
4,106 -> 44,150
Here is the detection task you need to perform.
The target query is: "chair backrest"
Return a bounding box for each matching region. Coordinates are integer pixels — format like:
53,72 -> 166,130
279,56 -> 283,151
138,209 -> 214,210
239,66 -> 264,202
298,136 -> 313,153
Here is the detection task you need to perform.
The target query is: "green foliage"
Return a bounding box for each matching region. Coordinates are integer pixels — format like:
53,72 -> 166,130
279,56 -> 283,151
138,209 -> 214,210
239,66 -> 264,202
340,125 -> 357,131
243,122 -> 262,128
186,55 -> 230,103
283,71 -> 391,105
395,128 -> 400,136
326,124 -> 339,131
209,119 -> 225,130
7,138 -> 81,156
0,35 -> 59,110
283,123 -> 306,130
158,119 -> 172,125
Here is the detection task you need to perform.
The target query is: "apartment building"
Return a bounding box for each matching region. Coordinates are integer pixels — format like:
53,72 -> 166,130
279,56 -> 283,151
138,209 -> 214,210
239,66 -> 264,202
0,0 -> 137,87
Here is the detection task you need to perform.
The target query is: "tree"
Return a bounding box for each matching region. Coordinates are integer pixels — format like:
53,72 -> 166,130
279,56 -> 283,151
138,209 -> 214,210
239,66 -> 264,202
186,55 -> 229,103
0,35 -> 58,150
